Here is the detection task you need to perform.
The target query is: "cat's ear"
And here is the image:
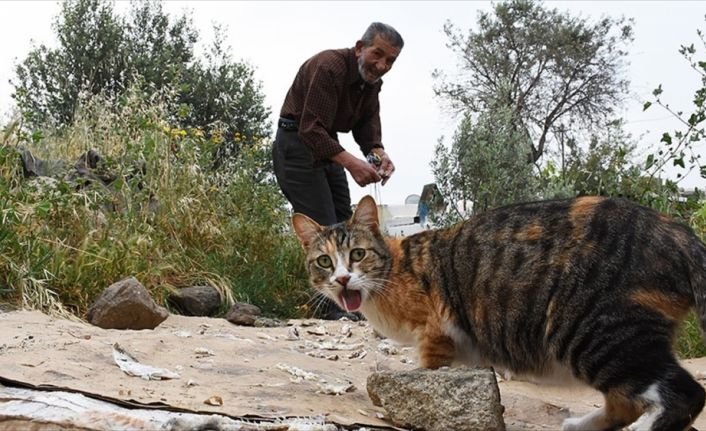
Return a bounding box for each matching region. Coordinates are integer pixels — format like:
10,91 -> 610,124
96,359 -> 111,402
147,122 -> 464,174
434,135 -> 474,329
352,195 -> 380,230
292,213 -> 323,248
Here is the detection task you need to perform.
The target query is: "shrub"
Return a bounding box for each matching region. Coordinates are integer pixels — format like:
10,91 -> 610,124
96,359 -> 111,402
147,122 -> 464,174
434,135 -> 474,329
0,86 -> 309,318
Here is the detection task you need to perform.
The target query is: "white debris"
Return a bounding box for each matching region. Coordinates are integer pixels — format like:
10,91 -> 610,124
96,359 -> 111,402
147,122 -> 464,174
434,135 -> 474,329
300,340 -> 363,351
340,324 -> 352,337
213,332 -> 255,343
276,363 -> 355,395
305,351 -> 339,361
377,340 -> 399,355
347,350 -> 368,360
276,363 -> 321,383
257,332 -> 278,341
173,331 -> 192,338
306,326 -> 328,336
112,344 -> 180,381
286,326 -> 301,341
316,381 -> 355,395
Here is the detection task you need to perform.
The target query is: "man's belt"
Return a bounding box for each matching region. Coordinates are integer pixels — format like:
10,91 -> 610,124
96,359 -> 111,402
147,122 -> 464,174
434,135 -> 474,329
278,118 -> 298,131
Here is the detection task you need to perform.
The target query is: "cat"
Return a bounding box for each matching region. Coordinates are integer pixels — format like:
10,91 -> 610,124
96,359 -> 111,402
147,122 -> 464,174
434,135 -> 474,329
292,195 -> 706,431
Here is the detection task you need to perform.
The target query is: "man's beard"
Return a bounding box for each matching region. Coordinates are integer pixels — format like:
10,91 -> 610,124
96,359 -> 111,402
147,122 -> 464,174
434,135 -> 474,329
358,56 -> 381,84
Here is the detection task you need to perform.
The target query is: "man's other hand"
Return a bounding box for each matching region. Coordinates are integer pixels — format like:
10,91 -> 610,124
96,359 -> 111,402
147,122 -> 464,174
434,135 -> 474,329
370,148 -> 395,185
331,151 -> 381,187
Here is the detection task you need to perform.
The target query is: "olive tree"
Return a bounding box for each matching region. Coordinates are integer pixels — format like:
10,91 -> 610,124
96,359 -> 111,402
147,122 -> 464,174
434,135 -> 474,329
433,0 -> 633,165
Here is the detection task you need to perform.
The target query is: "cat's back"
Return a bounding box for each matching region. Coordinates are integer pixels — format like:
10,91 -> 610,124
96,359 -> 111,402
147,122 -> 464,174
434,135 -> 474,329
453,195 -> 691,249
411,196 -> 704,373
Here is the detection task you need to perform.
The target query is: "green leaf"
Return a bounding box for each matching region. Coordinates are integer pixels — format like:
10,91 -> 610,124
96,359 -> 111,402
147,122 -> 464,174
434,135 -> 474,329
653,85 -> 663,97
35,201 -> 52,217
661,133 -> 672,145
643,101 -> 652,111
646,154 -> 655,169
674,157 -> 685,169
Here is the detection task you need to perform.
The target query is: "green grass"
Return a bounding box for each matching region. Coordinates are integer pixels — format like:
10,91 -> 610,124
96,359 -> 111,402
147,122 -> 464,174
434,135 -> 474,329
676,313 -> 706,359
0,88 -> 310,319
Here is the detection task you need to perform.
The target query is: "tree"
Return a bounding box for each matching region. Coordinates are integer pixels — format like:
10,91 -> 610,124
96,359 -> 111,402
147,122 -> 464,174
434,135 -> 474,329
643,19 -> 706,189
13,0 -> 128,128
11,0 -> 270,161
178,26 -> 270,166
431,107 -> 538,226
433,0 -> 633,165
542,120 -> 645,199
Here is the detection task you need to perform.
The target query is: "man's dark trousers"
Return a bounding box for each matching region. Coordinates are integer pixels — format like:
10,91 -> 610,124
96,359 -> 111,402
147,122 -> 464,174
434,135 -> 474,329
272,124 -> 360,321
272,126 -> 352,226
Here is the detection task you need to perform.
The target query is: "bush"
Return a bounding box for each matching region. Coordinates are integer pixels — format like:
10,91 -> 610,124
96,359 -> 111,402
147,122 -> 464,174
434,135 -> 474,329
0,86 -> 309,318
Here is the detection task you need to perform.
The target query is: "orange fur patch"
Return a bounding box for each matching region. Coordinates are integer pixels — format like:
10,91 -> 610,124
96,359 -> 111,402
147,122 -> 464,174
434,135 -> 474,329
569,196 -> 605,245
630,290 -> 691,322
514,221 -> 543,241
544,299 -> 556,338
569,196 -> 605,220
603,389 -> 645,428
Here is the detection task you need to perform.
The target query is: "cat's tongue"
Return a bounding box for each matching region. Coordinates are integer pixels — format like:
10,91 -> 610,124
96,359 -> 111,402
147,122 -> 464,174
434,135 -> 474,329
340,289 -> 362,312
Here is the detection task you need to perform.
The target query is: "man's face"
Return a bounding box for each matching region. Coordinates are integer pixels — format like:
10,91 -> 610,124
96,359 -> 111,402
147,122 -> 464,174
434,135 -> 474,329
354,35 -> 401,84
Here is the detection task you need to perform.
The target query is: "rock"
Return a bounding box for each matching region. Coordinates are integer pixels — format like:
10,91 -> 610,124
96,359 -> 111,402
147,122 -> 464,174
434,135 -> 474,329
87,277 -> 168,330
253,317 -> 284,328
367,367 -> 505,431
167,286 -> 221,317
224,302 -> 262,326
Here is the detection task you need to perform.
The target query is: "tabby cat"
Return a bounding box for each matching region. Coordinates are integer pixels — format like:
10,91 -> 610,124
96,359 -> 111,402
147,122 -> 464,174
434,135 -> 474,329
292,195 -> 706,431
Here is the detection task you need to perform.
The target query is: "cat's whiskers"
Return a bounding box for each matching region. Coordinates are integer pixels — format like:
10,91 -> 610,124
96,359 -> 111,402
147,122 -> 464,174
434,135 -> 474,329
306,290 -> 331,317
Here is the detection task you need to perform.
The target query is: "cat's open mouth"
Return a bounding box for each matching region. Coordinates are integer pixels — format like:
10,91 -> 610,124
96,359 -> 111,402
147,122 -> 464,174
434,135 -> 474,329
340,288 -> 362,312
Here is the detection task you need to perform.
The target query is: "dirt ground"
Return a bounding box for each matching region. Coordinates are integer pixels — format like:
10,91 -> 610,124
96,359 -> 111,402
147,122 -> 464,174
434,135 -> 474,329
1,310 -> 706,430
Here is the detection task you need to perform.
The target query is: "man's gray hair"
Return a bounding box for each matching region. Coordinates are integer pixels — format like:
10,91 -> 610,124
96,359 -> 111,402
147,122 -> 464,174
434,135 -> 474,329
361,22 -> 404,49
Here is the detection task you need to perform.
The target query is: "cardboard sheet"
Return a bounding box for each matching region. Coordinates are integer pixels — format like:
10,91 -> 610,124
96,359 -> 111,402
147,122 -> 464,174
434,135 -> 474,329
2,310 -> 706,430
0,310 -> 408,428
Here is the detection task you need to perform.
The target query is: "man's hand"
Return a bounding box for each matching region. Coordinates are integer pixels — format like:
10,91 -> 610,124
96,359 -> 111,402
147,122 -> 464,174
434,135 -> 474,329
370,148 -> 395,185
331,151 -> 381,187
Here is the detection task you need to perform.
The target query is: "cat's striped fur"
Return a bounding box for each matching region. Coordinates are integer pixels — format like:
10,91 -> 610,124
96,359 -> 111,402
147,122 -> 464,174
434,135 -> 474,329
293,195 -> 706,431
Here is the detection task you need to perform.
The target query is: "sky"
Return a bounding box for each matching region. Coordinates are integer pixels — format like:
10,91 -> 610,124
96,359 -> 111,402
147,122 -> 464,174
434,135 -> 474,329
1,1 -> 705,205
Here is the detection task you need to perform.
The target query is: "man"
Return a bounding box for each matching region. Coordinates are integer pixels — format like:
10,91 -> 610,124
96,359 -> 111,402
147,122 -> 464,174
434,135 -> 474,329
273,22 -> 403,319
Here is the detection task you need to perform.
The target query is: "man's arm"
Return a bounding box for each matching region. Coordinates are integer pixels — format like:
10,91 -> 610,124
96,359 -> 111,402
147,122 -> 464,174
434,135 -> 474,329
331,150 -> 381,187
353,98 -> 395,185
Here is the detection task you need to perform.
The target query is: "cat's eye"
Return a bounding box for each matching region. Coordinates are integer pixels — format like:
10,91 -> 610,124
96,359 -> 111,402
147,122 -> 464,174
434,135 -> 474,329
350,248 -> 366,262
316,255 -> 333,268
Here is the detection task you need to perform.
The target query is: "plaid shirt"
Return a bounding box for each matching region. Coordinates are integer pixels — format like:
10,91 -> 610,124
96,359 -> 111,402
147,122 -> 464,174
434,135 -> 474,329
280,48 -> 384,164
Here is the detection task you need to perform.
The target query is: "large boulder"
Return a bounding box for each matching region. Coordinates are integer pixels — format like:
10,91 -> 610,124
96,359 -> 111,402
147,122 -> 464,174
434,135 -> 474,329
167,285 -> 221,317
87,277 -> 168,330
367,367 -> 505,431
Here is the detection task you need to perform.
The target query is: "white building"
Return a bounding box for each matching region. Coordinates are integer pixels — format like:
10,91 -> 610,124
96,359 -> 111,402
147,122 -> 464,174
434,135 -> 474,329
378,194 -> 427,237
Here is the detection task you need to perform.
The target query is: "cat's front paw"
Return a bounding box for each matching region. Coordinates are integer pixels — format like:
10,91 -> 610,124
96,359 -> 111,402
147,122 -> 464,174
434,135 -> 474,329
561,417 -> 585,431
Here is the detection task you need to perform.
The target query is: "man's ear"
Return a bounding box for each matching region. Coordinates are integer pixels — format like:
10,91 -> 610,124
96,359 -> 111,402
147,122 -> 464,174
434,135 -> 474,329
354,40 -> 364,56
352,195 -> 380,231
292,213 -> 323,248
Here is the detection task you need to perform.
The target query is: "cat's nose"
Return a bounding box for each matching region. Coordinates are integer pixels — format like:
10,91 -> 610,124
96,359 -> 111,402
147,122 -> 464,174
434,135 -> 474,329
336,275 -> 351,287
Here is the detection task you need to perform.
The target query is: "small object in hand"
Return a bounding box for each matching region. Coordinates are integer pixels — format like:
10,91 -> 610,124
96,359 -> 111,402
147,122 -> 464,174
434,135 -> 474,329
366,152 -> 382,167
366,152 -> 389,184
